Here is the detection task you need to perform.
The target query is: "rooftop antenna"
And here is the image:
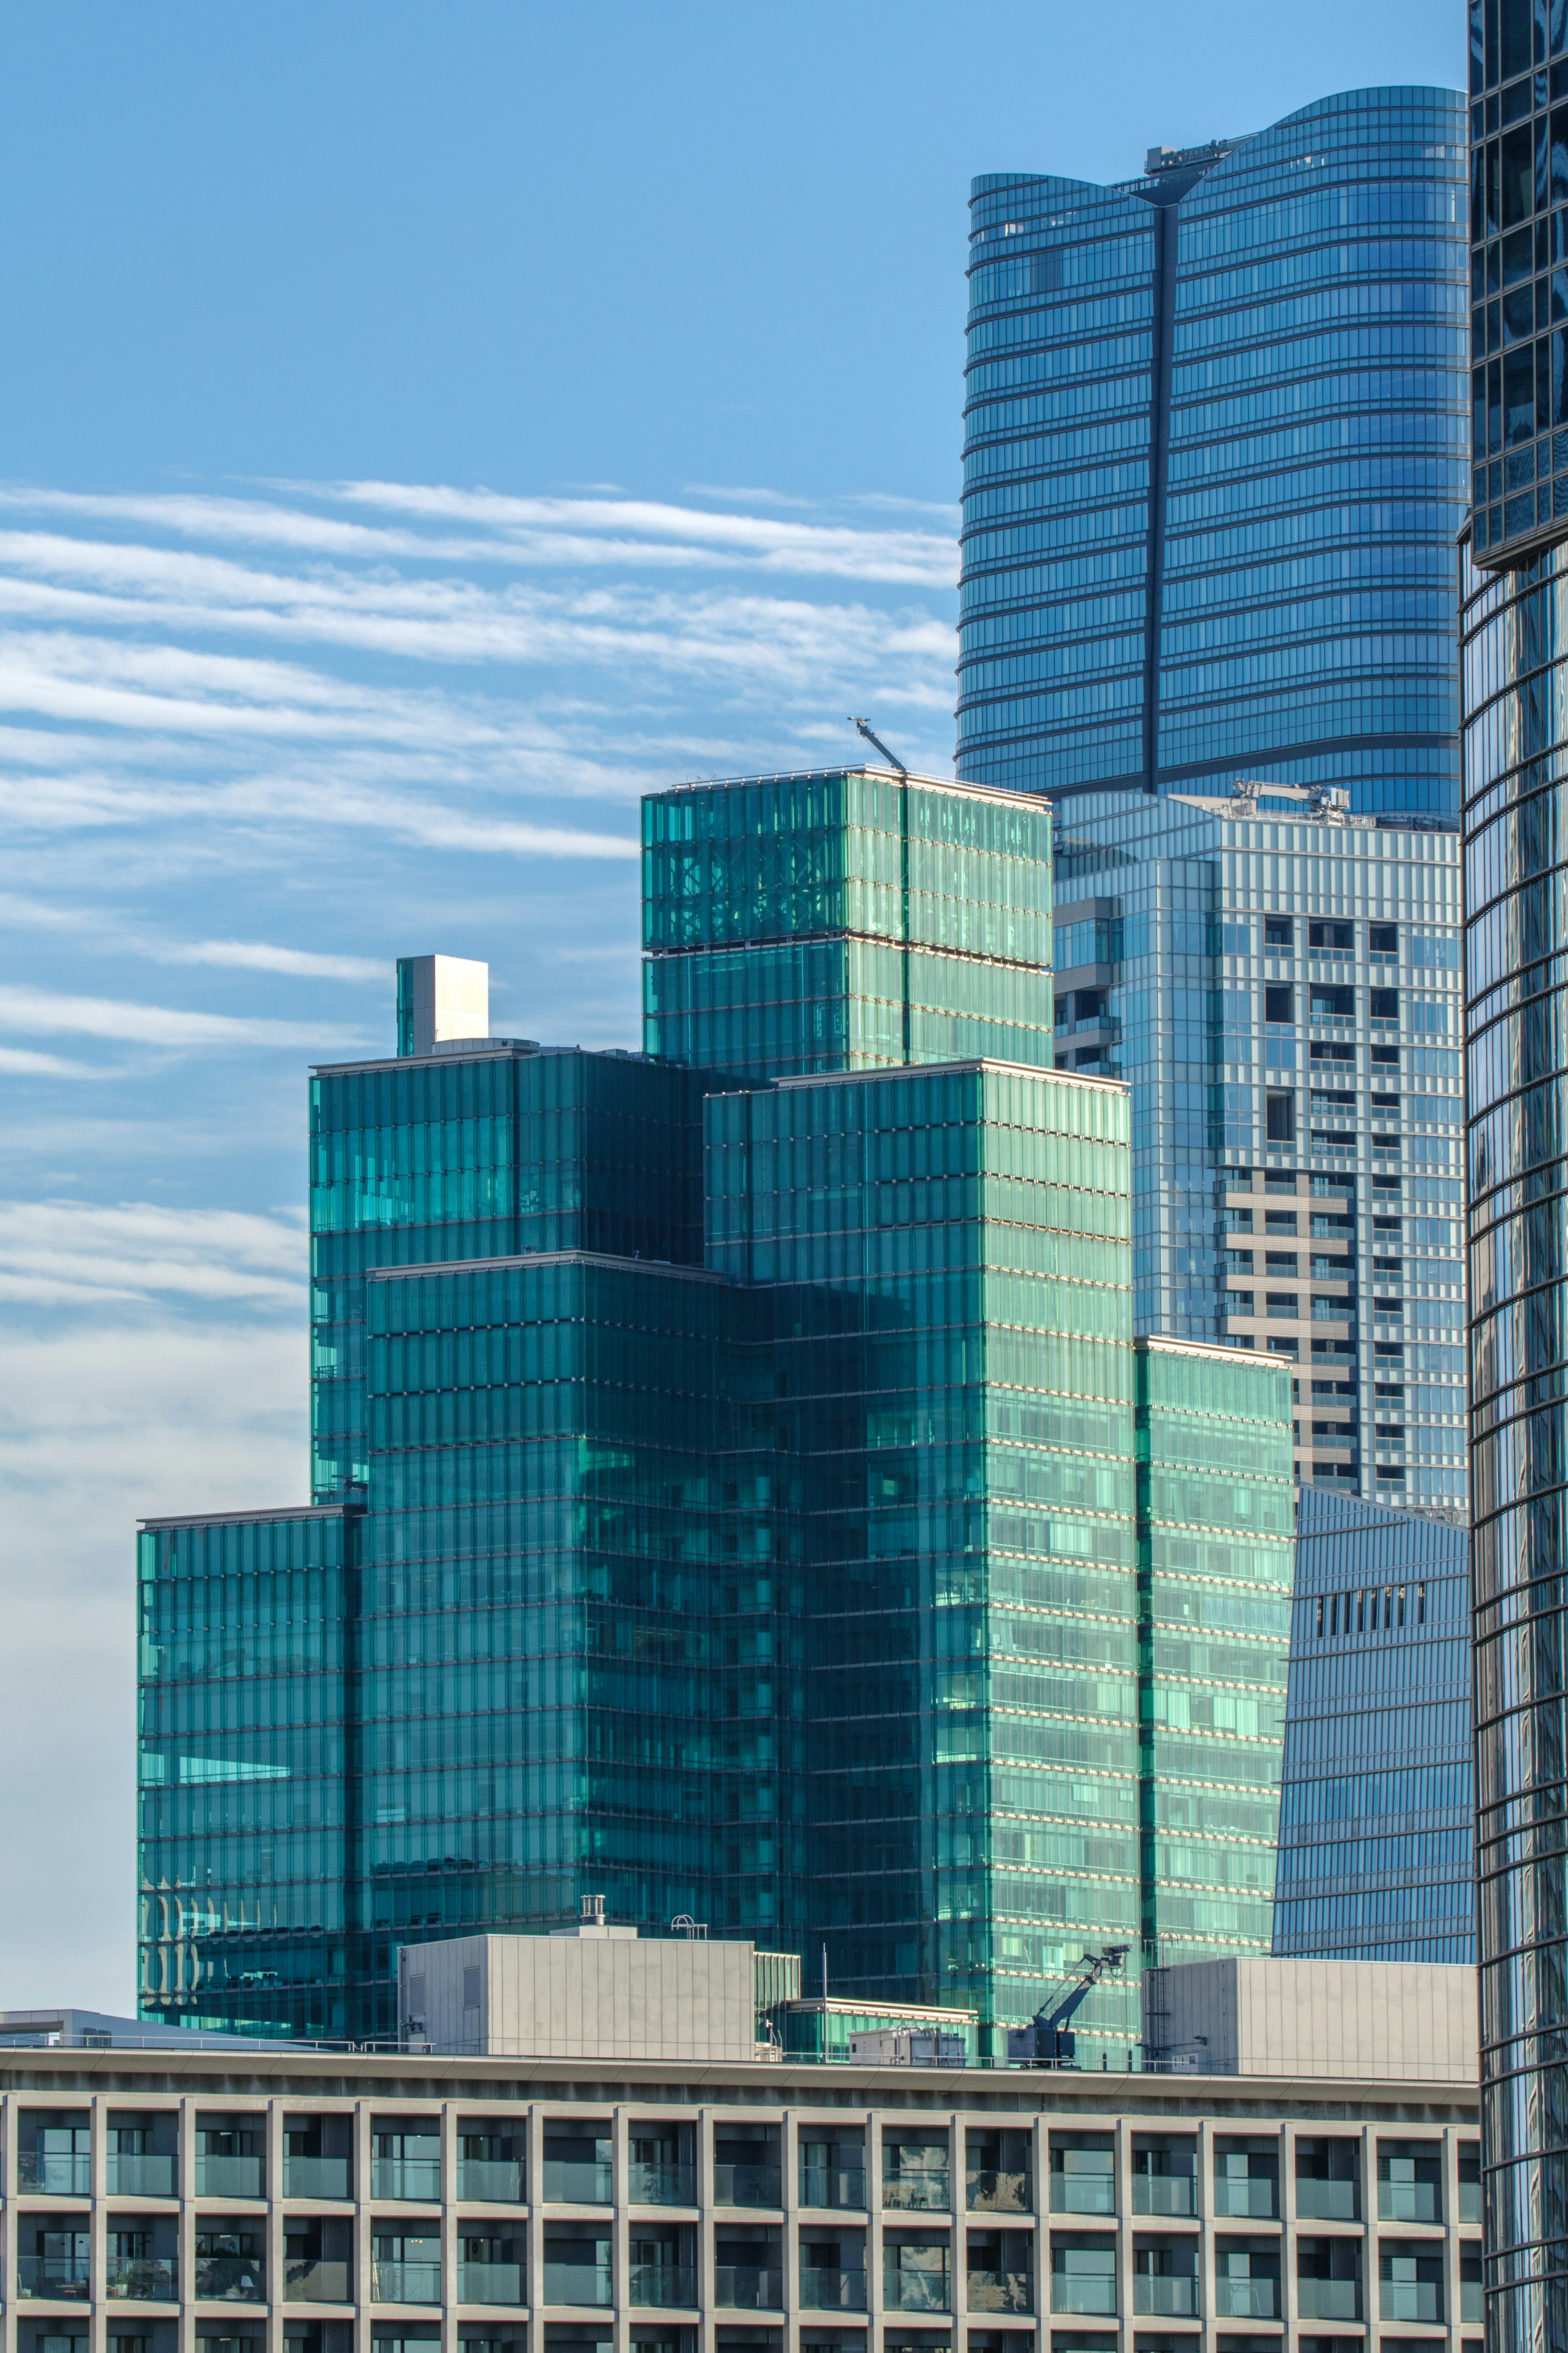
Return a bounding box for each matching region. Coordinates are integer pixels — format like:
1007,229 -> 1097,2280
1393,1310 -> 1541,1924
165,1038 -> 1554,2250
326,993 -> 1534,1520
849,716 -> 907,776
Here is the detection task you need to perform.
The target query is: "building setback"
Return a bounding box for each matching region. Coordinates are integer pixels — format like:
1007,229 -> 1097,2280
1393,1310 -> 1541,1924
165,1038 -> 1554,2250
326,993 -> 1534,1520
957,88 -> 1467,819
1272,1485 -> 1473,1966
138,766 -> 1293,2059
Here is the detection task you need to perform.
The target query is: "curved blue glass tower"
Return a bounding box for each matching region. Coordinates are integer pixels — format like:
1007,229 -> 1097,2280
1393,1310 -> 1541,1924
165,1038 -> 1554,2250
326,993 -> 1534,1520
958,88 -> 1468,820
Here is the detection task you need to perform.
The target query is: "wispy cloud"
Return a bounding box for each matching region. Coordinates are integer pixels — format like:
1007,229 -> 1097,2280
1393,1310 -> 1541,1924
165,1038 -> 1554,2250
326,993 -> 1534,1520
0,984 -> 366,1053
0,1198 -> 305,1308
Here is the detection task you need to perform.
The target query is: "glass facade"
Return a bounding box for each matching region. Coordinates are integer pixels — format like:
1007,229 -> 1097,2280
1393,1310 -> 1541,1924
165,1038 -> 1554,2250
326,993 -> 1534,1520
1135,1339 -> 1295,1970
960,87 -> 1468,819
1052,787 -> 1468,1506
642,769 -> 1054,1084
1467,0 -> 1568,569
140,764 -> 1292,2060
137,1505 -> 356,2036
1462,522 -> 1568,2344
1273,1484 -> 1473,1965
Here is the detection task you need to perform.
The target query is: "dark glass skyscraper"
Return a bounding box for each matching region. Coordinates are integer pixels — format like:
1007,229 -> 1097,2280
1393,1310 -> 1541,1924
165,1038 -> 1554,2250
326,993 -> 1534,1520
138,763 -> 1293,2059
958,87 -> 1468,819
1464,8 -> 1568,2344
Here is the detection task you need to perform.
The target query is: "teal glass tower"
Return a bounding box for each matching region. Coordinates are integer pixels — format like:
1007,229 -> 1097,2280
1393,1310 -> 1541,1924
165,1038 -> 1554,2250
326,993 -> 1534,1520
139,764 -> 1292,2058
959,87 -> 1468,818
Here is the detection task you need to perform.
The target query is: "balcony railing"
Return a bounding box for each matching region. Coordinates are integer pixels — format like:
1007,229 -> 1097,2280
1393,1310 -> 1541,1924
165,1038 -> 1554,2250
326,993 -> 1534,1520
285,2155 -> 352,2200
968,2170 -> 1031,2213
1298,2277 -> 1361,2321
1051,2177 -> 1114,2215
1382,2281 -> 1443,2322
1135,2275 -> 1198,2317
1050,2274 -> 1115,2316
1380,2182 -> 1441,2224
800,2164 -> 866,2210
458,2158 -> 524,2202
107,2152 -> 177,2198
628,2161 -> 695,2206
1296,2179 -> 1358,2221
628,2263 -> 697,2308
714,2266 -> 784,2310
800,2267 -> 868,2311
105,2257 -> 178,2301
884,2266 -> 951,2313
372,2159 -> 441,2201
195,2253 -> 266,2302
1213,2177 -> 1277,2218
968,2268 -> 1033,2314
1463,2279 -> 1484,2320
284,2259 -> 352,2303
541,2261 -> 612,2307
542,2159 -> 613,2204
458,2261 -> 525,2305
883,2174 -> 950,2212
711,2163 -> 782,2209
18,2257 -> 91,2300
1459,2182 -> 1483,2224
1215,2278 -> 1278,2320
372,2260 -> 441,2304
196,2155 -> 265,2199
1132,2175 -> 1194,2216
20,2153 -> 91,2195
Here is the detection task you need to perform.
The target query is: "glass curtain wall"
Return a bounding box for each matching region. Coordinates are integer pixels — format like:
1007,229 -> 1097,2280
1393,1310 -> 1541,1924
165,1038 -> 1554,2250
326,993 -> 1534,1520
137,1505 -> 356,2038
960,89 -> 1467,818
1463,523 -> 1568,2349
1273,1484 -> 1472,1964
1135,1339 -> 1296,1969
707,1060 -> 1140,2062
642,770 -> 1054,1084
308,1050 -> 704,1497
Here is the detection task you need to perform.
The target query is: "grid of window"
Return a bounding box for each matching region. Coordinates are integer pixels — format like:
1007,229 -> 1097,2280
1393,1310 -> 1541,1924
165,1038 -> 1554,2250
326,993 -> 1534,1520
137,1507 -> 357,2039
706,1061 -> 1143,2063
641,771 -> 1054,1087
1136,1340 -> 1296,1968
960,90 -> 1466,820
1052,790 -> 1467,1506
1461,521 -> 1568,2350
1467,0 -> 1568,567
1272,1485 -> 1473,1969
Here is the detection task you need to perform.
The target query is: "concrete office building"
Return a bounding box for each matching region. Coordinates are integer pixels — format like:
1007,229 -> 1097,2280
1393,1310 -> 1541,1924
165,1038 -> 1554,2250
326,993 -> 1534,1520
1051,787 -> 1467,1507
958,89 -> 1467,820
1462,4 -> 1568,2342
137,766 -> 1295,2061
0,1978 -> 1482,2353
1272,1488 -> 1473,1967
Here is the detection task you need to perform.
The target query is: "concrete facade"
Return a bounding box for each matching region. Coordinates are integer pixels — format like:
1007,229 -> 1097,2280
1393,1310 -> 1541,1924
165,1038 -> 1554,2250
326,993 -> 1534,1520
399,1935 -> 763,2066
0,2041 -> 1479,2353
1142,1960 -> 1477,2085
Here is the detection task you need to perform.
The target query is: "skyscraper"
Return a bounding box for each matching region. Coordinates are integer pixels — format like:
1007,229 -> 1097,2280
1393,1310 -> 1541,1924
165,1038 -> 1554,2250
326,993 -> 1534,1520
1272,1485 -> 1473,1967
138,764 -> 1293,2058
1464,6 -> 1568,2342
958,87 -> 1468,819
1051,784 -> 1468,1507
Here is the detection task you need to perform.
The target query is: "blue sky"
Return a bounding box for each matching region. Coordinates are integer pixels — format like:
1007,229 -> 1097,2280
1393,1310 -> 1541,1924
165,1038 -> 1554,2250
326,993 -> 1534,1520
0,0 -> 1462,2007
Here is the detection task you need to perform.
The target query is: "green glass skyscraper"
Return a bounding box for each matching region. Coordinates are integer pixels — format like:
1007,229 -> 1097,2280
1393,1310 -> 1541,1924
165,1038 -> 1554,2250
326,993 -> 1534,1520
139,763 -> 1292,2058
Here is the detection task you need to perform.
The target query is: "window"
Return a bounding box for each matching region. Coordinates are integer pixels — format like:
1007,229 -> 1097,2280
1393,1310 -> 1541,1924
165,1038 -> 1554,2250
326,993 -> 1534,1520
1265,916 -> 1294,948
1264,985 -> 1294,1023
1308,921 -> 1354,950
1266,1093 -> 1295,1142
1370,989 -> 1399,1019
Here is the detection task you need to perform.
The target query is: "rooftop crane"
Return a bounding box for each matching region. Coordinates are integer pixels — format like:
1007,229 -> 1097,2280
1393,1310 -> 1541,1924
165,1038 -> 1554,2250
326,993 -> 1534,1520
1007,1944 -> 1130,2069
